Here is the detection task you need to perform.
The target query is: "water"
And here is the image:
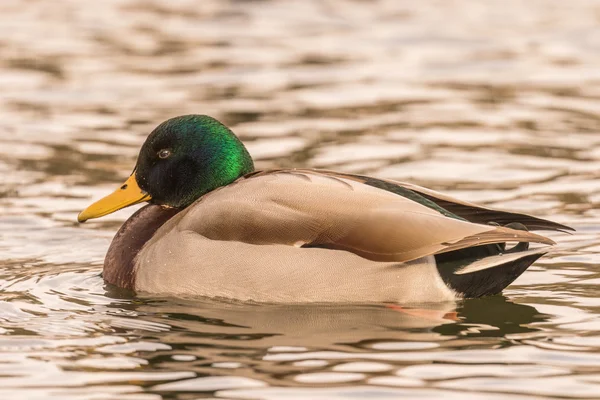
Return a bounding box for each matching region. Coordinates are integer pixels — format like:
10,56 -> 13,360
1,0 -> 599,398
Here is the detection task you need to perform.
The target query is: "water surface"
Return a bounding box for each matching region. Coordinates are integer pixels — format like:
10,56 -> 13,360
1,1 -> 599,399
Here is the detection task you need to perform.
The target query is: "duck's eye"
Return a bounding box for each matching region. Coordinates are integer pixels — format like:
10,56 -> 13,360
158,149 -> 172,159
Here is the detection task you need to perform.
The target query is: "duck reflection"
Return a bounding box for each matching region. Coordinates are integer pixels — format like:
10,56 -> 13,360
435,295 -> 549,338
103,286 -> 549,352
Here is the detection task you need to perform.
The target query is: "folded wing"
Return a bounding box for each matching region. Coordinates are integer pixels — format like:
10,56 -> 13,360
177,170 -> 555,263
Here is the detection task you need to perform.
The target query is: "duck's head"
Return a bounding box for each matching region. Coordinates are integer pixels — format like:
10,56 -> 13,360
78,115 -> 254,222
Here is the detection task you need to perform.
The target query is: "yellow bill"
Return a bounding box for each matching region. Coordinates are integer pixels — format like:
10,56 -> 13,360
78,174 -> 151,222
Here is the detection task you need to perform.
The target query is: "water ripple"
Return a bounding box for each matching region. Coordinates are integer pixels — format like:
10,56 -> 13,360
1,0 -> 599,399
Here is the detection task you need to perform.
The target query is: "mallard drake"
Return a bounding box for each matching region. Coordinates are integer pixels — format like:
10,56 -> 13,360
78,115 -> 572,302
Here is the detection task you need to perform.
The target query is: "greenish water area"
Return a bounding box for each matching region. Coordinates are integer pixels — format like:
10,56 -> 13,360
1,1 -> 599,399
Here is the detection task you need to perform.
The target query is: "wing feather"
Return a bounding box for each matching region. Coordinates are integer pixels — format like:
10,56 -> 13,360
176,170 -> 556,263
305,169 -> 573,232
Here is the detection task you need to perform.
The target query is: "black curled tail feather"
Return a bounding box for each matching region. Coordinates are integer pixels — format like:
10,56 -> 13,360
435,222 -> 545,298
436,252 -> 545,298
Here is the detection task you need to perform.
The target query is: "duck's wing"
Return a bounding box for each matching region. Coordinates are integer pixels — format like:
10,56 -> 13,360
308,170 -> 574,233
176,169 -> 555,263
395,182 -> 573,232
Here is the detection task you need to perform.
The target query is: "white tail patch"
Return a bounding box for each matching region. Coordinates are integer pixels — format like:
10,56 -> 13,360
454,248 -> 549,275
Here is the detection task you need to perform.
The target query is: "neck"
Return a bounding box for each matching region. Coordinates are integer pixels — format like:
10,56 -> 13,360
104,205 -> 181,289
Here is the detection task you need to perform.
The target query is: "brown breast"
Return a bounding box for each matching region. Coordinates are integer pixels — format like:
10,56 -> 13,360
103,204 -> 181,290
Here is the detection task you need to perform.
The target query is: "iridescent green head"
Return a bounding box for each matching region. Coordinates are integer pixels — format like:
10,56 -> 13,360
77,115 -> 254,222
136,115 -> 255,208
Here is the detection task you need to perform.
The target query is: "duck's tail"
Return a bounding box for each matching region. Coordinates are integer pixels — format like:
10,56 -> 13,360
434,223 -> 549,298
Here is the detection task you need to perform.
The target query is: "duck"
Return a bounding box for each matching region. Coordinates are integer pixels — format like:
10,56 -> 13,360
78,114 -> 572,303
